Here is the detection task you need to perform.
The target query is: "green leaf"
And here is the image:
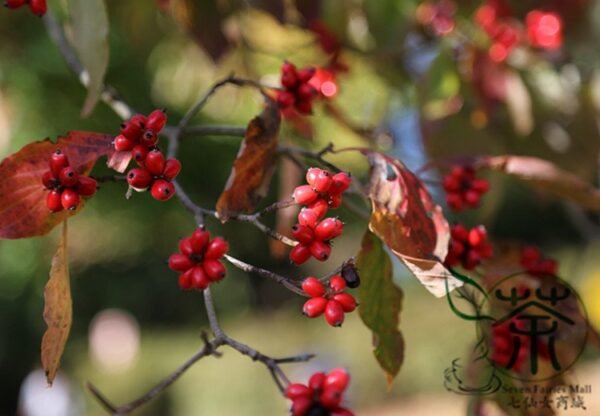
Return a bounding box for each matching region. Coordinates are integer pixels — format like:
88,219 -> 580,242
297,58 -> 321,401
356,229 -> 404,386
69,0 -> 110,117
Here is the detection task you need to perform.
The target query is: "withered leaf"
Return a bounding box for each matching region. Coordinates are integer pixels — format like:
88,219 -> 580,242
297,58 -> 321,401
216,101 -> 280,221
41,221 -> 72,385
364,150 -> 463,297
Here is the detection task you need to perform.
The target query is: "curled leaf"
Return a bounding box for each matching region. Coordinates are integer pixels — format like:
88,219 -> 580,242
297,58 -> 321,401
216,101 -> 280,221
364,150 -> 462,297
0,131 -> 114,239
481,155 -> 600,211
357,230 -> 404,385
41,221 -> 72,385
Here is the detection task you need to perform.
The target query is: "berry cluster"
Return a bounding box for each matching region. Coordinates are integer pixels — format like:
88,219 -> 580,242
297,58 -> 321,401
42,149 -> 97,212
475,0 -> 563,63
4,0 -> 46,16
442,165 -> 489,212
520,246 -> 558,277
277,62 -> 318,115
302,276 -> 357,327
290,168 -> 352,265
445,224 -> 493,270
286,368 -> 353,416
114,109 -> 181,201
168,227 -> 229,290
490,318 -> 529,371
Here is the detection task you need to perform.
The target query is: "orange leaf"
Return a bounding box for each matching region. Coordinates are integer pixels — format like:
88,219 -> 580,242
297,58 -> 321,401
0,131 -> 114,239
41,220 -> 72,385
481,155 -> 600,211
364,151 -> 463,297
216,102 -> 280,221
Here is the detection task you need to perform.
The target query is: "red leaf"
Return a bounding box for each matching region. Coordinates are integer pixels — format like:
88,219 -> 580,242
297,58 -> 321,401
364,150 -> 463,297
0,131 -> 114,239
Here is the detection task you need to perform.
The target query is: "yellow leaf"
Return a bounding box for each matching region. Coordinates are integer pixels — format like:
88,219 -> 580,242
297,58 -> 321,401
41,220 -> 72,385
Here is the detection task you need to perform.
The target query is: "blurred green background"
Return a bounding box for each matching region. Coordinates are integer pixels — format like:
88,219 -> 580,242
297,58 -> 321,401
2,0 -> 600,415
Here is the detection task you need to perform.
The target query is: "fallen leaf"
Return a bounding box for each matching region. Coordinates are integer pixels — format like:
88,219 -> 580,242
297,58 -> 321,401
356,230 -> 404,385
41,221 -> 72,385
216,101 -> 280,221
0,131 -> 114,239
364,150 -> 463,297
481,155 -> 600,211
69,0 -> 110,117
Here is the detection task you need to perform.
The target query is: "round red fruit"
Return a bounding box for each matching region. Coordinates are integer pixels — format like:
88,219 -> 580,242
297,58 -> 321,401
306,168 -> 324,186
49,149 -> 69,177
190,227 -> 210,253
163,159 -> 182,180
190,266 -> 209,289
330,172 -> 352,194
120,120 -> 143,140
302,277 -> 325,298
298,208 -> 318,229
168,253 -> 194,272
61,188 -> 80,210
293,185 -> 319,205
277,91 -> 295,108
325,368 -> 350,391
178,270 -> 193,290
297,67 -> 316,83
145,150 -> 166,176
315,218 -> 343,241
329,275 -> 346,292
312,170 -> 332,193
132,145 -> 149,165
325,300 -> 344,327
203,259 -> 226,281
310,240 -> 331,261
58,166 -> 79,187
178,238 -> 194,256
309,372 -> 326,391
151,179 -> 175,201
140,130 -> 159,147
332,293 -> 357,313
204,237 -> 229,259
308,199 -> 329,219
290,244 -> 311,265
146,109 -> 167,132
114,134 -> 135,152
76,176 -> 97,196
46,190 -> 63,212
42,171 -> 58,189
4,0 -> 26,9
127,168 -> 153,190
29,0 -> 47,16
291,224 -> 315,245
303,297 -> 328,317
285,383 -> 311,400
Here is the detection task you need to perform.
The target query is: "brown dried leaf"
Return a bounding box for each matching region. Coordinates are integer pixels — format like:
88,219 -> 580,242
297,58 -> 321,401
216,102 -> 281,221
41,221 -> 72,385
481,155 -> 600,211
364,150 -> 462,297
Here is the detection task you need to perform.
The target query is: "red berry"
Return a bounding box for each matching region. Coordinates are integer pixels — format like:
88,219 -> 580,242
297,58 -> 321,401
190,265 -> 209,289
472,179 -> 490,193
308,199 -> 329,219
303,297 -> 328,317
168,253 -> 194,272
298,83 -> 317,100
328,193 -> 342,208
332,408 -> 354,416
76,176 -> 97,197
281,71 -> 298,89
464,190 -> 480,207
325,368 -> 350,391
330,172 -> 352,194
140,130 -> 159,147
132,145 -> 149,165
464,250 -> 481,270
310,240 -> 331,261
291,224 -> 315,245
521,246 -> 540,265
468,226 -> 486,247
120,120 -> 143,140
306,168 -> 324,186
146,109 -> 167,132
281,62 -> 297,75
145,150 -> 166,176
178,269 -> 193,290
49,149 -> 69,177
302,277 -> 326,298
28,0 -> 46,15
203,259 -> 226,281
295,99 -> 313,115
298,208 -> 318,229
442,175 -> 461,193
293,185 -> 319,205
451,224 -> 469,241
151,179 -> 175,201
297,67 -> 316,83
61,188 -> 80,210
46,190 -> 63,212
290,244 -> 311,265
449,240 -> 465,257
312,170 -> 332,193
127,168 -> 153,190
114,134 -> 135,152
314,218 -> 343,241
42,171 -> 58,189
277,91 -> 295,108
309,372 -> 326,391
179,238 -> 194,256
190,227 -> 210,253
130,114 -> 147,129
4,0 -> 26,9
446,193 -> 464,211
58,166 -> 79,187
205,237 -> 229,259
325,300 -> 344,326
163,159 -> 182,180
291,397 -> 312,416
332,293 -> 357,312
329,275 -> 346,292
285,383 -> 311,400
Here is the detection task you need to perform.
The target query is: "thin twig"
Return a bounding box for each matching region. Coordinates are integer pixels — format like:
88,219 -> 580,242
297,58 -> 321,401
224,254 -> 306,296
42,11 -> 134,120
